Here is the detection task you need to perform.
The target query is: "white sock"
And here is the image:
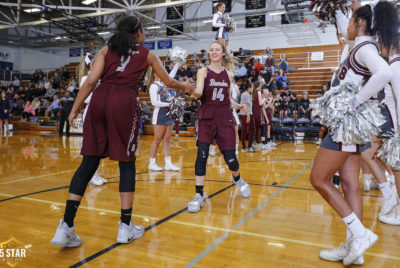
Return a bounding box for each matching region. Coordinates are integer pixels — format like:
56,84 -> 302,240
346,227 -> 352,243
210,145 -> 216,150
379,182 -> 392,200
318,138 -> 321,142
335,171 -> 339,176
342,212 -> 366,239
165,156 -> 171,164
235,143 -> 238,151
389,174 -> 395,184
150,157 -> 156,165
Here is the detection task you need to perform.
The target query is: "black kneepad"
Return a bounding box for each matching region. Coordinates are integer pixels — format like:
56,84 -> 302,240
119,161 -> 136,192
223,150 -> 239,171
195,142 -> 210,176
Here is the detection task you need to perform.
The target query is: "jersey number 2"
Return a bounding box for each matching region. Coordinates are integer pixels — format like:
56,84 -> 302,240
212,88 -> 224,102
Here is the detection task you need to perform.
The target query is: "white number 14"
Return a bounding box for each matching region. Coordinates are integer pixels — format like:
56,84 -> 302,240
212,88 -> 224,101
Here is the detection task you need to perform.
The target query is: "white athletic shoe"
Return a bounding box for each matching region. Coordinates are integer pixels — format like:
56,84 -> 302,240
363,177 -> 372,192
188,193 -> 205,213
316,139 -> 321,145
90,173 -> 106,186
148,162 -> 163,171
209,145 -> 217,156
261,144 -> 270,150
343,229 -> 378,266
379,208 -> 400,225
234,178 -> 250,198
164,162 -> 180,171
269,141 -> 277,147
380,192 -> 398,216
51,219 -> 82,247
117,221 -> 144,243
319,243 -> 364,265
235,150 -> 239,156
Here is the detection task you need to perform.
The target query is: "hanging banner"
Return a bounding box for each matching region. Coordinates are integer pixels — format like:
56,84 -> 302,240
144,41 -> 156,50
167,5 -> 184,20
69,47 -> 81,57
245,0 -> 266,10
157,40 -> 173,49
245,15 -> 266,28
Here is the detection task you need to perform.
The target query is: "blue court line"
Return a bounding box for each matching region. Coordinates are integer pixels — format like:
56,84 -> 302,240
183,162 -> 313,268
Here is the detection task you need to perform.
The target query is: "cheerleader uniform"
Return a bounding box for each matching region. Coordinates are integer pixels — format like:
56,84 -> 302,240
0,98 -> 10,120
150,64 -> 179,126
212,11 -> 228,41
231,83 -> 240,126
390,55 -> 400,130
82,45 -> 149,161
196,67 -> 235,151
321,36 -> 390,153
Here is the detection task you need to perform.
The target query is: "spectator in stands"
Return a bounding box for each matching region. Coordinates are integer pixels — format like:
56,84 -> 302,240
33,84 -> 46,98
247,65 -> 259,82
234,62 -> 247,81
287,92 -> 299,120
32,97 -> 40,114
246,58 -> 255,69
59,91 -> 74,137
255,59 -> 262,73
140,100 -> 151,119
280,86 -> 291,116
45,95 -> 61,119
0,90 -> 11,135
45,84 -> 56,101
12,76 -> 20,89
32,69 -> 40,83
265,53 -> 275,74
183,99 -> 198,126
237,47 -> 246,61
21,86 -> 33,102
273,92 -> 284,119
11,94 -> 24,115
44,78 -> 51,90
53,73 -> 61,89
6,87 -> 15,101
260,66 -> 274,92
36,99 -> 49,116
275,69 -> 287,90
318,84 -> 328,96
181,64 -> 194,79
62,68 -> 70,82
201,49 -> 208,60
265,46 -> 274,55
299,91 -> 311,120
165,62 -> 174,74
278,54 -> 289,72
21,101 -> 35,121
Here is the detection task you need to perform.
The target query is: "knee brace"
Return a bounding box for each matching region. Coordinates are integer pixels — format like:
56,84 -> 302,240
222,150 -> 239,171
119,161 -> 136,192
69,155 -> 101,196
195,142 -> 210,176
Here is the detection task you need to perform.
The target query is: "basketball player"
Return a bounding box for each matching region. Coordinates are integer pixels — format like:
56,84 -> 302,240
187,42 -> 250,213
51,16 -> 192,247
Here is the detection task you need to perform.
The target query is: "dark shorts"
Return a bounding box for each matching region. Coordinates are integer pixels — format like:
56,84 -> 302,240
321,134 -> 371,153
196,106 -> 235,151
379,104 -> 395,138
81,84 -> 140,162
253,107 -> 265,126
0,112 -> 9,120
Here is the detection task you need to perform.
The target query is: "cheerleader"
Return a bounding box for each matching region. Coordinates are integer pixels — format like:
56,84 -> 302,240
252,81 -> 269,150
78,53 -> 107,186
148,63 -> 180,171
187,42 -> 249,213
212,2 -> 229,48
51,16 -> 193,247
311,3 -> 393,266
376,2 -> 400,225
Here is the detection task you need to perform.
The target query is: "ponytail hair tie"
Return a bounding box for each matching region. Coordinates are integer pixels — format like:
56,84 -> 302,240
84,53 -> 93,65
213,2 -> 218,7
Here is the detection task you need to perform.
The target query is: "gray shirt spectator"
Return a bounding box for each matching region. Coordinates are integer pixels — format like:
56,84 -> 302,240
239,92 -> 253,115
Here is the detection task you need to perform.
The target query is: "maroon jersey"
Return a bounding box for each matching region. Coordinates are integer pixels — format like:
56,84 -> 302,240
100,45 -> 149,94
200,67 -> 231,106
253,90 -> 262,108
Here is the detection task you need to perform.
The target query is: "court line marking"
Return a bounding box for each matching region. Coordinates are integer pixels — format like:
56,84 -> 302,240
1,191 -> 397,263
68,184 -> 236,268
184,162 -> 314,268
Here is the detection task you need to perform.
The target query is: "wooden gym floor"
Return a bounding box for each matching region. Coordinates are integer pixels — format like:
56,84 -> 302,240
0,133 -> 399,267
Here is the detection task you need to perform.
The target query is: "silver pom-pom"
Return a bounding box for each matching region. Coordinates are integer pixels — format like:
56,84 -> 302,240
311,82 -> 386,144
309,0 -> 351,32
166,93 -> 186,121
378,133 -> 400,170
222,13 -> 236,33
168,46 -> 187,66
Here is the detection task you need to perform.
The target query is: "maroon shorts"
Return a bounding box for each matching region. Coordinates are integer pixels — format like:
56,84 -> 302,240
81,83 -> 140,161
266,109 -> 272,126
196,105 -> 235,151
253,107 -> 265,126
